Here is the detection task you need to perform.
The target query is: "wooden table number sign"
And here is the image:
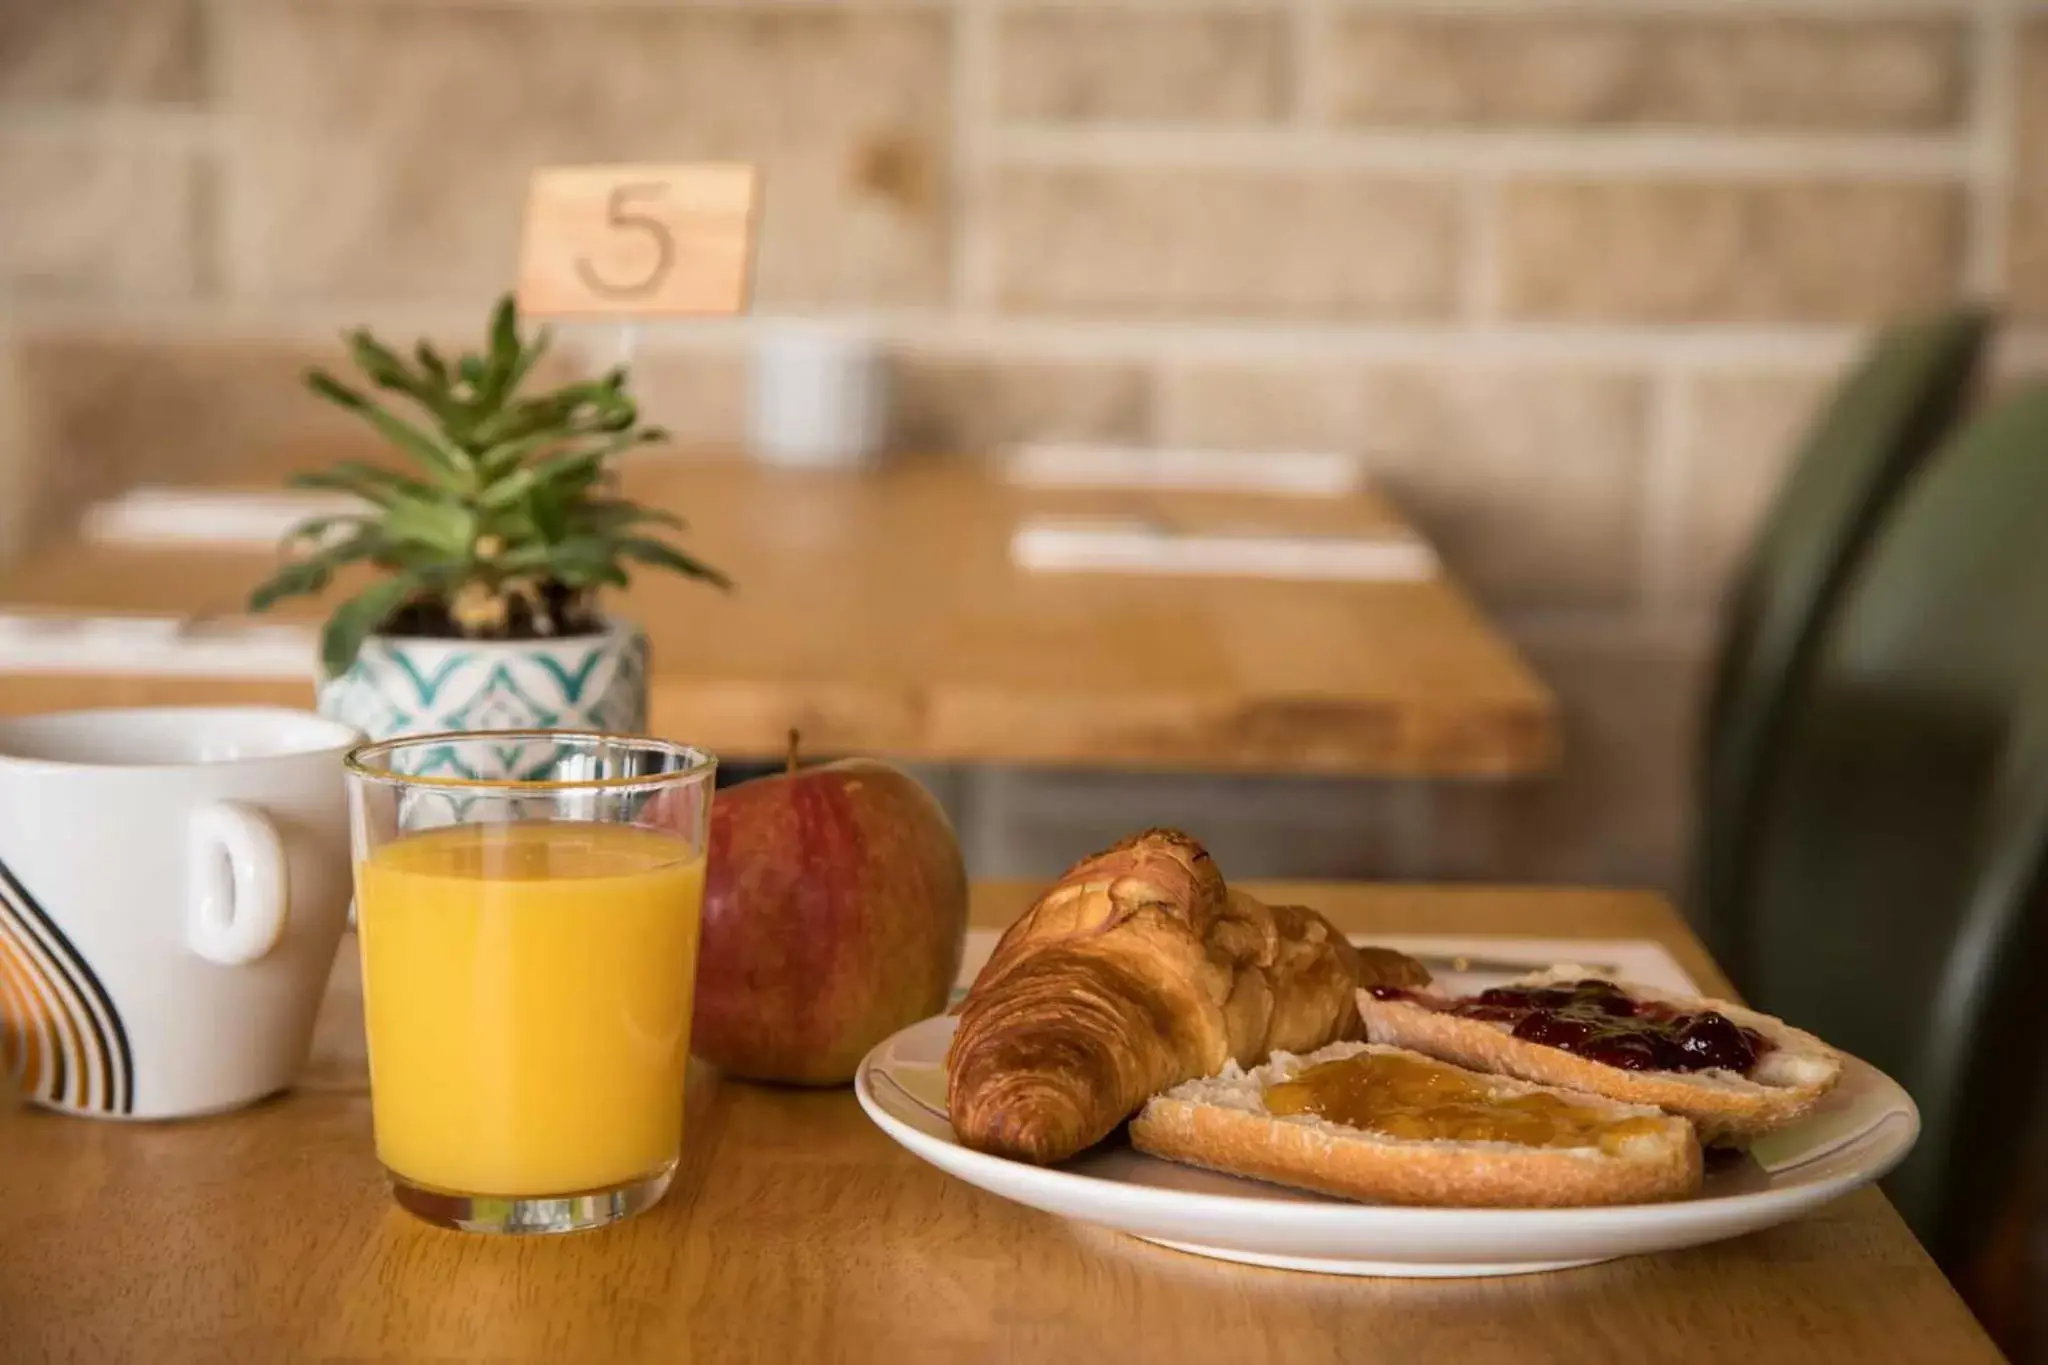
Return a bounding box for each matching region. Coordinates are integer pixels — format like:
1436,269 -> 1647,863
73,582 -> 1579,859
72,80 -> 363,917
516,163 -> 759,321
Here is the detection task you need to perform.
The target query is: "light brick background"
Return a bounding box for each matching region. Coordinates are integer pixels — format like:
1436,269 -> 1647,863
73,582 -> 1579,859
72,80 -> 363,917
3,0 -> 2044,901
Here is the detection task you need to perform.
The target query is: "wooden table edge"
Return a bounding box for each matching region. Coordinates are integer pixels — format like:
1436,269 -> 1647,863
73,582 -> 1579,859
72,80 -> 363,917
0,672 -> 1562,776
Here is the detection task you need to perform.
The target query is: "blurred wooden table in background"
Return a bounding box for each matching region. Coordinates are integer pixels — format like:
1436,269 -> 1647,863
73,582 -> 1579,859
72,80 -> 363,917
0,883 -> 1992,1363
0,459 -> 1557,776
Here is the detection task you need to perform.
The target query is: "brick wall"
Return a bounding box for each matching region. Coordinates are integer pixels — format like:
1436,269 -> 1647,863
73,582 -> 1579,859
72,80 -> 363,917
3,1 -> 2045,894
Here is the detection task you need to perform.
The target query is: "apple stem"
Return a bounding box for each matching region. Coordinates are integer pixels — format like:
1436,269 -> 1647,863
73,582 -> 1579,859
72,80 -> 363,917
785,727 -> 800,775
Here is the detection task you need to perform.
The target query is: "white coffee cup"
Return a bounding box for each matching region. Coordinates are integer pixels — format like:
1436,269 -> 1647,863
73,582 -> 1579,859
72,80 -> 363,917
0,706 -> 359,1119
748,320 -> 889,468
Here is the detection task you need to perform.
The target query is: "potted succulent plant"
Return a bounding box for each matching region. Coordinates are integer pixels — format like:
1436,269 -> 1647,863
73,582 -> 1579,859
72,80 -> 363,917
248,295 -> 728,752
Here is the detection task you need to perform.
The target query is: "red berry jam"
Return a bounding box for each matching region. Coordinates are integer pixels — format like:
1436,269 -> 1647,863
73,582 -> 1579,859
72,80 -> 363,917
1374,978 -> 1772,1075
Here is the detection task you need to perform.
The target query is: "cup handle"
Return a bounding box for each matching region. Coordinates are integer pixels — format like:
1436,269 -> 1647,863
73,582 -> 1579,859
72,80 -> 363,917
187,802 -> 288,966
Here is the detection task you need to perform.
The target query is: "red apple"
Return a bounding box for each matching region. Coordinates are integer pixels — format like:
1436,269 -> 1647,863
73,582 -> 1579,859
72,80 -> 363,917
692,740 -> 968,1085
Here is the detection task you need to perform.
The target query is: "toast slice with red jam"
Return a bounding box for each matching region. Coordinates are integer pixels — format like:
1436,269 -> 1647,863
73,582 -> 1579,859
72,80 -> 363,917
1356,967 -> 1842,1141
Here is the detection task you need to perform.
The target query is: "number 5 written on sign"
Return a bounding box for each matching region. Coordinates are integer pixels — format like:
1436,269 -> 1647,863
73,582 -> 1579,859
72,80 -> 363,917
575,182 -> 675,300
517,163 -> 759,320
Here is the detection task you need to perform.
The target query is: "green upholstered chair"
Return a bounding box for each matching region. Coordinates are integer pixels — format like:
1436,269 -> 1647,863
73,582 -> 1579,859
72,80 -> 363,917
1694,307 -> 1992,978
1887,682 -> 2048,1271
1734,384 -> 2048,1269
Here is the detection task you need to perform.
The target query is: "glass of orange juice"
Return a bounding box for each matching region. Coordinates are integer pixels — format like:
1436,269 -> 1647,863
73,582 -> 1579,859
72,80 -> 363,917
344,730 -> 714,1234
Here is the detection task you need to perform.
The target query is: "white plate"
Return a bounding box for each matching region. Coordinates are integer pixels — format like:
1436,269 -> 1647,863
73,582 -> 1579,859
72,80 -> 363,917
856,954 -> 1919,1278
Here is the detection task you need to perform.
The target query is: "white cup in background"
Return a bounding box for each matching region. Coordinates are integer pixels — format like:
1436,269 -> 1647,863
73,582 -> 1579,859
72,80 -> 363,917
748,321 -> 889,468
0,707 -> 359,1120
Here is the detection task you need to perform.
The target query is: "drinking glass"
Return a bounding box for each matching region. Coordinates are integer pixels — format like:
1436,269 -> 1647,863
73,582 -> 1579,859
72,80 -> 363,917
344,730 -> 714,1234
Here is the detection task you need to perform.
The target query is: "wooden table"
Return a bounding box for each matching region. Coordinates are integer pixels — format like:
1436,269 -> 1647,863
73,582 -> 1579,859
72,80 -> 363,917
0,884 -> 1995,1364
0,460 -> 1557,776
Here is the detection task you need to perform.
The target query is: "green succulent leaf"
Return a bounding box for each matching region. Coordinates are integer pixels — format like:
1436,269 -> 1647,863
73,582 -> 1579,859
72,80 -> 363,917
617,537 -> 733,590
470,430 -> 570,481
574,499 -> 684,532
247,526 -> 385,613
305,368 -> 368,411
498,322 -> 552,402
319,574 -> 425,678
287,463 -> 438,509
488,296 -> 519,364
414,341 -> 449,387
466,396 -> 573,451
279,512 -> 375,548
528,493 -> 570,543
377,541 -> 463,574
493,536 -> 608,575
248,561 -> 332,615
549,557 -> 632,591
346,331 -> 421,396
551,428 -> 660,470
481,295 -> 523,403
589,390 -> 638,433
304,372 -> 473,491
477,451 -> 603,510
380,499 -> 476,555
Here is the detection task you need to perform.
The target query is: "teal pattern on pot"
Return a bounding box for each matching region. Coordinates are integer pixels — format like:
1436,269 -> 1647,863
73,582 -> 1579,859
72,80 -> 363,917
317,625 -> 650,777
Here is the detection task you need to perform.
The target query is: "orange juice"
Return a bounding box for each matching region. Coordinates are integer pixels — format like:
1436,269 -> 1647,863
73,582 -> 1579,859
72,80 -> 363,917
355,821 -> 703,1196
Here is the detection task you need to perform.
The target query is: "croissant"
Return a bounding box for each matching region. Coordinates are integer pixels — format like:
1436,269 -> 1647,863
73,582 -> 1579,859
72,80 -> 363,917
946,828 -> 1364,1165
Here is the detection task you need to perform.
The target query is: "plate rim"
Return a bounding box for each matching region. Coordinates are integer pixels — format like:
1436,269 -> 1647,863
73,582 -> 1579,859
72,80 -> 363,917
855,1012 -> 1922,1230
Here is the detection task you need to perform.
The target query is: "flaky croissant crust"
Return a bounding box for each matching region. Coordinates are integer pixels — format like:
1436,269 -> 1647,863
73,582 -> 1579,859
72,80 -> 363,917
945,828 -> 1361,1165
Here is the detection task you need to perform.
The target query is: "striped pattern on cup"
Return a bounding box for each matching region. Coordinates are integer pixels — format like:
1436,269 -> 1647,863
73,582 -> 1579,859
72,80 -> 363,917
0,858 -> 133,1115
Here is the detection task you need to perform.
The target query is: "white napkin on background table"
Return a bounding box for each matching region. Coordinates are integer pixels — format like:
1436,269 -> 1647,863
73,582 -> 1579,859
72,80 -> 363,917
1010,515 -> 1439,583
1005,445 -> 1370,498
0,614 -> 316,677
80,487 -> 363,549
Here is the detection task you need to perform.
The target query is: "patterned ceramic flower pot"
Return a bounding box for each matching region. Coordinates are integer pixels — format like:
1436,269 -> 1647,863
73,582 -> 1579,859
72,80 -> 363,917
316,622 -> 649,769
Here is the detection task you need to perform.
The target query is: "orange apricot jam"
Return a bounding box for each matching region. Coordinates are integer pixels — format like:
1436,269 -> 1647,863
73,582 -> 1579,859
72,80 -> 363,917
1262,1051 -> 1667,1155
